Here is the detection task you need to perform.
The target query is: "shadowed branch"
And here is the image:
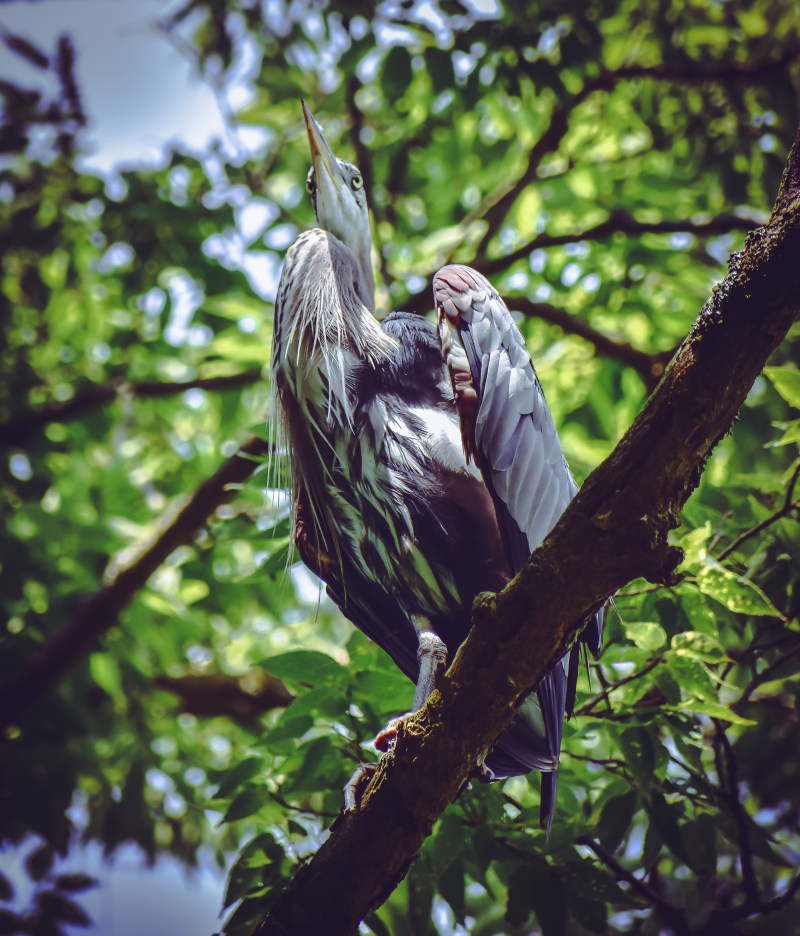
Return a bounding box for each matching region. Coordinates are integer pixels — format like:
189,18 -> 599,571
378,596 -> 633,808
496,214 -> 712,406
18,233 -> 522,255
0,434 -> 271,730
0,369 -> 263,448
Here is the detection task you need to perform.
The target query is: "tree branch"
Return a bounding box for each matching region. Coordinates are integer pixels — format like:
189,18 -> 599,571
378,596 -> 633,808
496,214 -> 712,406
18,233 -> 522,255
713,721 -> 760,908
576,656 -> 665,717
475,78 -> 609,252
0,370 -> 263,448
717,458 -> 800,560
575,835 -> 691,936
472,49 -> 794,255
480,210 -> 760,277
252,123 -> 800,936
510,296 -> 676,392
0,434 -> 271,730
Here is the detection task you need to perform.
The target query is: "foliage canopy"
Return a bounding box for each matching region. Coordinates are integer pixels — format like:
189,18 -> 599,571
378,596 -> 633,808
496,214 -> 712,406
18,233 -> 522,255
1,2 -> 799,935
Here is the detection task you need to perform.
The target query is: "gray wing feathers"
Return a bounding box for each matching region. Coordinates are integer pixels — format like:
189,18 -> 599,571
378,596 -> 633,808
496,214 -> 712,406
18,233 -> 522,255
435,264 -> 575,554
434,263 -> 603,833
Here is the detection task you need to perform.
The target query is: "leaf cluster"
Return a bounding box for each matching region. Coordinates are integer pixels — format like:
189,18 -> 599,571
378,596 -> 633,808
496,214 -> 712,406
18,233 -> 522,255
1,2 -> 799,935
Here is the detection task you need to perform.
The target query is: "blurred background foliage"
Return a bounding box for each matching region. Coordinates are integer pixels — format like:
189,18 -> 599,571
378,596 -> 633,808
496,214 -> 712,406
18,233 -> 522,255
1,1 -> 800,934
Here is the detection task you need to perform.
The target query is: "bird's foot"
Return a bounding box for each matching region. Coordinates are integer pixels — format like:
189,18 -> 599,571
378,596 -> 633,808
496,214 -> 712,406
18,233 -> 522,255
374,712 -> 413,753
473,762 -> 496,783
343,761 -> 379,812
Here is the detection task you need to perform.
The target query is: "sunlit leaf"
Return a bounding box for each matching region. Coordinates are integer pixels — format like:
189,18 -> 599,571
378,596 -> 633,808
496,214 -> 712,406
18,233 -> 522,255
695,561 -> 783,617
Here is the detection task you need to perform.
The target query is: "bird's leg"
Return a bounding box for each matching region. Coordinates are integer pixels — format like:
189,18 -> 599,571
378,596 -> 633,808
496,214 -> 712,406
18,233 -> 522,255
375,615 -> 448,752
343,617 -> 447,812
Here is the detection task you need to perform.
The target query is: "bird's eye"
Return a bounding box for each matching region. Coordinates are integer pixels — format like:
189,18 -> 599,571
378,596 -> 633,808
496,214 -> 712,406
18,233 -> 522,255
351,175 -> 363,191
306,177 -> 315,194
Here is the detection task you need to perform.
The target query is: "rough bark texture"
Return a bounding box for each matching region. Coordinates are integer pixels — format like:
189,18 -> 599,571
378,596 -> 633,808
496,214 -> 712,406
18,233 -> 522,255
253,124 -> 800,936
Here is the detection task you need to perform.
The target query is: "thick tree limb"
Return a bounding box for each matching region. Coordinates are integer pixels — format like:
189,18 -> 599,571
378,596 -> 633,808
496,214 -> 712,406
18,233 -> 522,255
252,124 -> 800,936
0,434 -> 270,730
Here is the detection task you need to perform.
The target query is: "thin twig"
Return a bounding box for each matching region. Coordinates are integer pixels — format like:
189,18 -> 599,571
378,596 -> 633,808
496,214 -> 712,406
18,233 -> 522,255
575,835 -> 691,935
718,459 -> 800,560
714,721 -> 760,908
576,657 -> 665,716
733,642 -> 800,712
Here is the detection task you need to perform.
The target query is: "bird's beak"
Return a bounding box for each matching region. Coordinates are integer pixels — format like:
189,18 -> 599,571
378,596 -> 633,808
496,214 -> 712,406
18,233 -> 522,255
302,101 -> 348,212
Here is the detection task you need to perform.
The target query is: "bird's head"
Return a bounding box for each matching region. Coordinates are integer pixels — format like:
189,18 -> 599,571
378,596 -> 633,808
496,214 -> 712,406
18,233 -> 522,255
302,101 -> 375,311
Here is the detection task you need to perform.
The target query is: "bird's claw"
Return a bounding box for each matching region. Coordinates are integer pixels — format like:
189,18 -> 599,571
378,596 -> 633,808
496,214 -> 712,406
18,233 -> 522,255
374,712 -> 412,752
343,761 -> 379,812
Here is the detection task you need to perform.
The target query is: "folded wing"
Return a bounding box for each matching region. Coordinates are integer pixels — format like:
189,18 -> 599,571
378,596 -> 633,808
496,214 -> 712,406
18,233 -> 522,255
434,264 -> 603,831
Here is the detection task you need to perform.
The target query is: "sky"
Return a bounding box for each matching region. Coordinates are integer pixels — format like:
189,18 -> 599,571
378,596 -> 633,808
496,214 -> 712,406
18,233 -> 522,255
0,0 -> 237,175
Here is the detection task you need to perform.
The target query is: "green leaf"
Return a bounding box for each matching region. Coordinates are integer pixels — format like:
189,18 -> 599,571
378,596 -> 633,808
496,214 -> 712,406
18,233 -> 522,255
439,857 -> 466,925
89,652 -> 123,701
261,713 -> 314,747
717,809 -> 794,868
260,650 -> 347,687
37,891 -> 91,926
667,698 -> 756,726
531,868 -> 568,936
53,874 -> 97,893
668,654 -> 718,701
596,790 -> 639,852
617,727 -> 655,790
363,911 -> 393,936
765,366 -> 800,408
695,562 -> 782,617
213,756 -> 264,800
505,866 -> 535,928
645,791 -> 687,862
0,911 -> 23,935
382,47 -> 413,100
284,736 -> 343,795
26,843 -> 55,882
680,812 -> 717,876
624,621 -> 667,651
425,811 -> 466,875
670,630 -> 727,663
676,522 -> 712,572
220,788 -> 263,824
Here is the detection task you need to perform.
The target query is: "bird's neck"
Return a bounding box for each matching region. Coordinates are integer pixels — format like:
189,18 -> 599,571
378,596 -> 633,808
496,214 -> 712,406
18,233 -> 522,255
345,225 -> 375,314
355,254 -> 375,314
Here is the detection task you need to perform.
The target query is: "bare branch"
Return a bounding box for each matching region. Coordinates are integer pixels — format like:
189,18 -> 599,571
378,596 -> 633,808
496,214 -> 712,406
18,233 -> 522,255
0,369 -> 262,448
733,642 -> 800,712
0,434 -> 271,730
472,49 -> 796,254
713,721 -> 760,908
475,78 -> 609,252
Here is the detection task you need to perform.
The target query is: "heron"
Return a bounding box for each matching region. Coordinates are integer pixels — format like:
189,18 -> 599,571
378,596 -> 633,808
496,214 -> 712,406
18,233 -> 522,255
270,102 -> 603,830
